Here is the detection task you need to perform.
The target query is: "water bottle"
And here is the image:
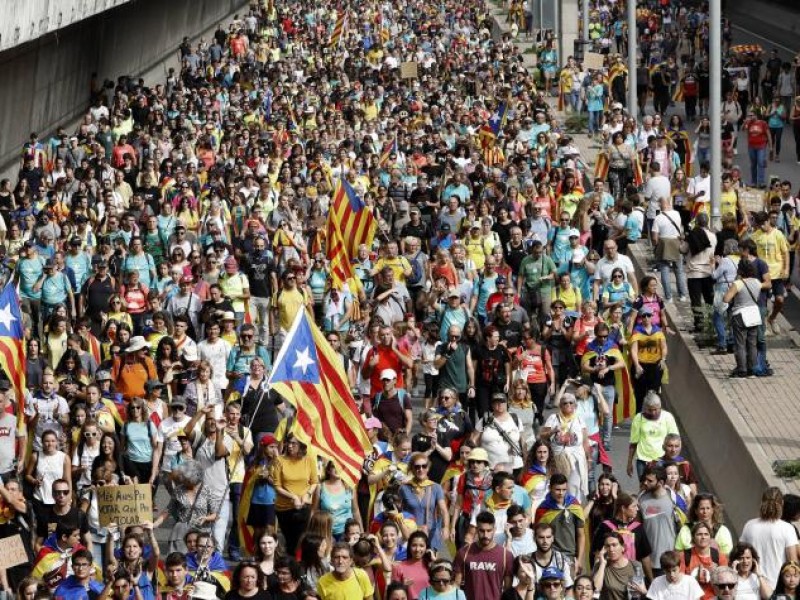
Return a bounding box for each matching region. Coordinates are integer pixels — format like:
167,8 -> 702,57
628,562 -> 644,600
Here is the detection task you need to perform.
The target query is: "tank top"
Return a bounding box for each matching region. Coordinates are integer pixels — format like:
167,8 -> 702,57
517,346 -> 547,384
319,483 -> 353,536
35,451 -> 66,504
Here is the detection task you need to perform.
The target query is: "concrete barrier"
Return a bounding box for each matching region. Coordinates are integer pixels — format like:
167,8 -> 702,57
0,0 -> 248,180
627,242 -> 784,537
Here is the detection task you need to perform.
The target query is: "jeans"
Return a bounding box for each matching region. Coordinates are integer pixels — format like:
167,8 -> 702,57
568,90 -> 581,114
770,127 -> 783,157
228,483 -> 242,554
748,146 -> 768,186
658,258 -> 688,300
600,384 -> 616,450
732,313 -> 757,374
712,309 -> 729,349
588,110 -> 602,135
212,494 -> 231,552
248,296 -> 271,344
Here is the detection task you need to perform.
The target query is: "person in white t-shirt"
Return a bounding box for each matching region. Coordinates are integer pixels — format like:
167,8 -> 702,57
158,398 -> 191,492
740,487 -> 800,587
643,162 -> 672,234
651,196 -> 688,302
646,550 -> 705,600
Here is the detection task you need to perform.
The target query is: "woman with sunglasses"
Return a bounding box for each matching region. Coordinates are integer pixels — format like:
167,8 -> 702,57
399,453 -> 450,553
120,399 -> 161,487
25,429 -> 71,522
71,419 -> 101,492
418,560 -> 464,600
629,305 -> 667,413
106,294 -> 134,332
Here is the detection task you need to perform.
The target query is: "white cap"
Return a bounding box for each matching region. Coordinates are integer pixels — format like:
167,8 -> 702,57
380,369 -> 398,381
568,228 -> 581,238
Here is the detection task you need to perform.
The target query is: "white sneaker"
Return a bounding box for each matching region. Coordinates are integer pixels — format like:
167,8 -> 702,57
769,320 -> 781,335
678,296 -> 688,302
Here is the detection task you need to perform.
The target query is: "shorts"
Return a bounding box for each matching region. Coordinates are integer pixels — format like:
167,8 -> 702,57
424,373 -> 439,398
246,502 -> 276,528
771,278 -> 787,299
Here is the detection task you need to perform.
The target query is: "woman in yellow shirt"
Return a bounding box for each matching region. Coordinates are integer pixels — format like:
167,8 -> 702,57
273,434 -> 318,555
551,271 -> 582,313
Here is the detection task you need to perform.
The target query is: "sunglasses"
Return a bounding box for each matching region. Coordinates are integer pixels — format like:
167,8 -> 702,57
541,582 -> 562,588
241,334 -> 253,339
53,489 -> 70,496
716,583 -> 736,590
413,464 -> 429,470
432,579 -> 451,584
84,432 -> 97,437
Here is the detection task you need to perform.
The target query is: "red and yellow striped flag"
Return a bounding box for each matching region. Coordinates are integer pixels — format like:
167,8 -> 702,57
326,210 -> 355,289
329,11 -> 346,47
331,176 -> 376,259
594,151 -> 610,181
0,284 -> 26,429
268,310 -> 371,488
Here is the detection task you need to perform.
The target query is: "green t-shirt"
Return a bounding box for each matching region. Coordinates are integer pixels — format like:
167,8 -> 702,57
519,254 -> 557,290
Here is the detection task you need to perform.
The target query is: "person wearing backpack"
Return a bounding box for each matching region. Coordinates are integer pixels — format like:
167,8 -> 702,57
403,236 -> 428,313
679,522 -> 729,599
369,369 -> 412,442
591,492 -> 653,578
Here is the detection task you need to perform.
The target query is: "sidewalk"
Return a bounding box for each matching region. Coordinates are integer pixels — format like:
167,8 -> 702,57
493,8 -> 800,523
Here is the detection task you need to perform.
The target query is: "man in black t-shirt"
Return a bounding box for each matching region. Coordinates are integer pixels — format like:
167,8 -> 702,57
244,239 -> 277,346
80,259 -> 116,336
34,479 -> 91,551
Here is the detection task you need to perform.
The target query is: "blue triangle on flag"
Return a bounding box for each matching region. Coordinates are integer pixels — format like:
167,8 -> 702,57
269,311 -> 321,384
0,283 -> 24,339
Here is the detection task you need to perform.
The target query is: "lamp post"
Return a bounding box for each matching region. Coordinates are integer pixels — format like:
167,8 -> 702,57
627,0 -> 637,116
710,0 -> 722,229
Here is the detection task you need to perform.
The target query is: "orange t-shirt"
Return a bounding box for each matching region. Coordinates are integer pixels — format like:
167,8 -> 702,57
365,345 -> 408,397
112,356 -> 158,400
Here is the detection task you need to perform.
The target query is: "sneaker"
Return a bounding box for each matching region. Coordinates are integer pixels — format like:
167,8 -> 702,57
769,320 -> 781,335
729,370 -> 748,379
678,296 -> 688,302
711,348 -> 728,355
754,368 -> 774,377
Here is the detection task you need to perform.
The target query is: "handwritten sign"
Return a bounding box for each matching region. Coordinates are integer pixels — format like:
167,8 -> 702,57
97,484 -> 153,527
400,61 -> 418,79
0,534 -> 28,569
584,52 -> 605,70
738,187 -> 764,214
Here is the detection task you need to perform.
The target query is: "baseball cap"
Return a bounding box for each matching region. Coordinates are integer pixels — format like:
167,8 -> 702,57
364,416 -> 383,430
568,228 -> 581,238
380,369 -> 398,381
260,433 -> 278,447
540,567 -> 564,581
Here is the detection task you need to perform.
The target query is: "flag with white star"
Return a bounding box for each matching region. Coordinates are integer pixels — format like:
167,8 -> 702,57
268,308 -> 371,487
0,282 -> 27,421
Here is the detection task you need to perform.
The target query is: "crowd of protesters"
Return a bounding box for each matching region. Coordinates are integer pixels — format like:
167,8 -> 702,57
0,0 -> 799,600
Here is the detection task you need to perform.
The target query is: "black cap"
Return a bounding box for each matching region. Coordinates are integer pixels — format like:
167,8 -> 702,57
44,258 -> 56,269
0,380 -> 11,391
69,236 -> 81,246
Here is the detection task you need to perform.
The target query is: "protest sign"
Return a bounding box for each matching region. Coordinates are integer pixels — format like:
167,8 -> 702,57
97,483 -> 153,527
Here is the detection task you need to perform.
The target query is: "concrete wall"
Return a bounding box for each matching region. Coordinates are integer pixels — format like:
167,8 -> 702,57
0,0 -> 132,52
0,0 -> 248,178
627,243 -> 783,537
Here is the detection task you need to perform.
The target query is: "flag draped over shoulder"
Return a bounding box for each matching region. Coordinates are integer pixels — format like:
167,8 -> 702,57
268,309 -> 371,488
581,344 -> 635,424
0,283 -> 27,424
535,493 -> 585,524
594,151 -> 610,181
330,176 -> 376,260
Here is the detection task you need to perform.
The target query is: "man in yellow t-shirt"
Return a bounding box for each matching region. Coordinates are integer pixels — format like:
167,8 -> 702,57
372,241 -> 412,284
718,173 -> 741,218
317,544 -> 375,600
750,211 -> 789,334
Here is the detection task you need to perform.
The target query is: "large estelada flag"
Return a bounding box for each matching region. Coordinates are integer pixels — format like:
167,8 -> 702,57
0,282 -> 26,423
330,176 -> 376,260
268,308 -> 371,488
326,210 -> 356,289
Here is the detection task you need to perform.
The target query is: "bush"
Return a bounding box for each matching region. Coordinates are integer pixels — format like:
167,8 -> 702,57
563,114 -> 588,133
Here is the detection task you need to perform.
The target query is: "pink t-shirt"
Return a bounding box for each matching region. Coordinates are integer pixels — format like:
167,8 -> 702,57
391,560 -> 430,600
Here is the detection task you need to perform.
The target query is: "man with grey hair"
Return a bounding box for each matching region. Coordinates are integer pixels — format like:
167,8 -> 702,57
626,392 -> 679,479
711,566 -> 738,599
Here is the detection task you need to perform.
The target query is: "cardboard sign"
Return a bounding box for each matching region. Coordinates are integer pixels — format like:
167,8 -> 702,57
400,62 -> 418,79
0,534 -> 28,569
584,52 -> 605,71
738,187 -> 764,214
97,484 -> 153,527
